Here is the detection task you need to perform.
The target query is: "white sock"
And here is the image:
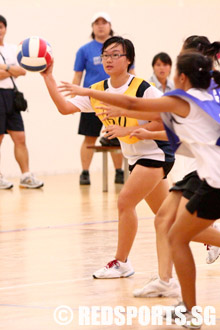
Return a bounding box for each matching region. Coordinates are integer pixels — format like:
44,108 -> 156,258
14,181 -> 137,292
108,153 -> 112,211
21,172 -> 31,180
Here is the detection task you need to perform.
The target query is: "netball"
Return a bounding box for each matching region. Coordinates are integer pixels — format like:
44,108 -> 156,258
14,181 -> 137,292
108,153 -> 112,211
17,36 -> 52,72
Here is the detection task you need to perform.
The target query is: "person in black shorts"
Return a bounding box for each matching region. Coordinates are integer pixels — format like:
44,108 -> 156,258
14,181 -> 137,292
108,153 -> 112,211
0,15 -> 43,189
72,13 -> 135,185
72,12 -> 124,185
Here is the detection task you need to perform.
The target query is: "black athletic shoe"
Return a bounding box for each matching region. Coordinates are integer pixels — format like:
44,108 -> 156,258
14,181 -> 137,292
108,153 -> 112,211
115,169 -> 124,184
80,170 -> 90,185
99,136 -> 120,147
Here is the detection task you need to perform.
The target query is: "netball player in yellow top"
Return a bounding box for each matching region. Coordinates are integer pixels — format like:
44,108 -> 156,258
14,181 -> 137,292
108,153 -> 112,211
41,36 -> 175,279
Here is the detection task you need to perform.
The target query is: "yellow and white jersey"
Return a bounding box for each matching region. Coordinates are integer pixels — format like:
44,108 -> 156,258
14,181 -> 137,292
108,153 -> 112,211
69,74 -> 174,165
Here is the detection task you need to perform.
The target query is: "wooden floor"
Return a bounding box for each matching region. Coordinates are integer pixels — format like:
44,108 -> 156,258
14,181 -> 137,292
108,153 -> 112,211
0,172 -> 219,330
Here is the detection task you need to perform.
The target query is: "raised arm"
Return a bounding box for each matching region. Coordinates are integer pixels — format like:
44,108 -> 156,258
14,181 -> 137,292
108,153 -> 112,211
41,61 -> 80,115
71,71 -> 83,97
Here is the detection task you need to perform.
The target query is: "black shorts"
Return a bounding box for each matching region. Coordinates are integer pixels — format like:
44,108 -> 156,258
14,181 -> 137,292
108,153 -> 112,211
170,171 -> 201,199
129,159 -> 174,179
78,112 -> 102,137
186,179 -> 220,220
0,89 -> 24,134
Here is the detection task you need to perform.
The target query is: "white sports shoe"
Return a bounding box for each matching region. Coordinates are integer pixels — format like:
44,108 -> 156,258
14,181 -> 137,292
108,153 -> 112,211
0,174 -> 13,189
206,223 -> 220,264
20,173 -> 44,189
93,259 -> 134,279
163,301 -> 202,329
133,275 -> 181,298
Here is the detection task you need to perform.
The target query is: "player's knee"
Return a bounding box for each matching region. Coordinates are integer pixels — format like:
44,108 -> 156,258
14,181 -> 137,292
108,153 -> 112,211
154,212 -> 171,234
118,191 -> 134,213
167,229 -> 177,248
154,213 -> 164,231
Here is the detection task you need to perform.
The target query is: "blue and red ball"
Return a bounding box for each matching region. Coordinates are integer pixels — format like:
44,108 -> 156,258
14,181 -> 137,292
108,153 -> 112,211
17,36 -> 52,72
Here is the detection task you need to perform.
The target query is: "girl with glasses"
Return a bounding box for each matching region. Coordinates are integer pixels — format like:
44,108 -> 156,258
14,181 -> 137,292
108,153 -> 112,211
62,48 -> 220,329
41,36 -> 175,280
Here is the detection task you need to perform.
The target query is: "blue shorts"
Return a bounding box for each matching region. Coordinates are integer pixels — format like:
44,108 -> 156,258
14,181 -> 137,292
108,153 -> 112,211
0,89 -> 24,134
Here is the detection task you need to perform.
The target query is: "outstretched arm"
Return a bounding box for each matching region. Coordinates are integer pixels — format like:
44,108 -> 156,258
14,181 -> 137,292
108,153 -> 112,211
101,122 -> 163,140
130,128 -> 168,141
95,104 -> 161,121
58,81 -> 190,117
41,61 -> 80,115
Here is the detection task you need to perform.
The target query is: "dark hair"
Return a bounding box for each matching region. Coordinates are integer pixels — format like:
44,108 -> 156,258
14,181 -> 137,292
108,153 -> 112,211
0,15 -> 7,27
183,35 -> 220,62
152,52 -> 172,67
102,36 -> 135,71
177,51 -> 220,89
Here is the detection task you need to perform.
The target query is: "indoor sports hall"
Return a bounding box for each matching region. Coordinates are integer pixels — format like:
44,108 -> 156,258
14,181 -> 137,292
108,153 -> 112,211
1,0 -> 220,329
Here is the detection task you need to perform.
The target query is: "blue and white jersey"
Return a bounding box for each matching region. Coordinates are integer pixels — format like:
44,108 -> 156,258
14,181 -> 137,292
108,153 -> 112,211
162,88 -> 220,188
208,78 -> 220,103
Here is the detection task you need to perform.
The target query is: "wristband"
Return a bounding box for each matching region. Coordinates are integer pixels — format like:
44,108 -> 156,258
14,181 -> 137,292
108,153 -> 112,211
6,65 -> 10,71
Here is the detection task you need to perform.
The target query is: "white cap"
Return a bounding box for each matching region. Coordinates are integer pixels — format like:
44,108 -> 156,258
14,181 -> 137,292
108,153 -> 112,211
91,12 -> 111,24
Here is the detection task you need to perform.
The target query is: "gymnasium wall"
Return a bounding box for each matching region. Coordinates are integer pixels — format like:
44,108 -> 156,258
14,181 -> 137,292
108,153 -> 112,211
1,0 -> 220,177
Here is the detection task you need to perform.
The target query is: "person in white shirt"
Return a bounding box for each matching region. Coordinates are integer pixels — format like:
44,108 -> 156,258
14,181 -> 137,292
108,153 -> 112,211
67,50 -> 220,329
41,36 -> 175,280
85,36 -> 220,301
0,15 -> 43,189
149,52 -> 174,93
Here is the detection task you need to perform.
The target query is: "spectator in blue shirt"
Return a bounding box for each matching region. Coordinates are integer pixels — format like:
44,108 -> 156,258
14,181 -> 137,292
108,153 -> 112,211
72,12 -> 126,185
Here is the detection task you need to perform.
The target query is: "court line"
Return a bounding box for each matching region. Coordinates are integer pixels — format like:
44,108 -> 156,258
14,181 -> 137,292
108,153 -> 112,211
0,267 -> 217,291
0,216 -> 154,234
0,273 -> 149,291
0,277 -> 92,291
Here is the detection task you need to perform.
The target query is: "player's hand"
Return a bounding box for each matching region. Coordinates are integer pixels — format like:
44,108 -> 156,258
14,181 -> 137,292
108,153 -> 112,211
96,104 -> 125,120
58,82 -> 90,97
40,59 -> 54,76
102,125 -> 131,139
129,128 -> 153,140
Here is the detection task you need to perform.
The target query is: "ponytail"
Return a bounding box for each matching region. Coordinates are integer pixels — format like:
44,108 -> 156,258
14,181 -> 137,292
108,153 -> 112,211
212,70 -> 220,88
183,35 -> 220,62
177,52 -> 213,89
206,42 -> 220,62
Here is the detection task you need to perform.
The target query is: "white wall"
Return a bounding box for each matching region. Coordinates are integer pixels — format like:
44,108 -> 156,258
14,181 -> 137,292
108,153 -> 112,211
1,0 -> 220,177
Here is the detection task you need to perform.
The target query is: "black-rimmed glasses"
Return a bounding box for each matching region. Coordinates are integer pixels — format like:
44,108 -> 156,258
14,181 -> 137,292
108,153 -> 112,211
100,54 -> 127,61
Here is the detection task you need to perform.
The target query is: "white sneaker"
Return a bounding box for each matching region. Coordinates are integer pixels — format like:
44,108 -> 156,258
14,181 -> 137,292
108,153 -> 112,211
183,312 -> 202,329
206,223 -> 220,264
133,275 -> 181,298
20,173 -> 44,189
93,259 -> 134,279
163,301 -> 202,329
0,174 -> 13,189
